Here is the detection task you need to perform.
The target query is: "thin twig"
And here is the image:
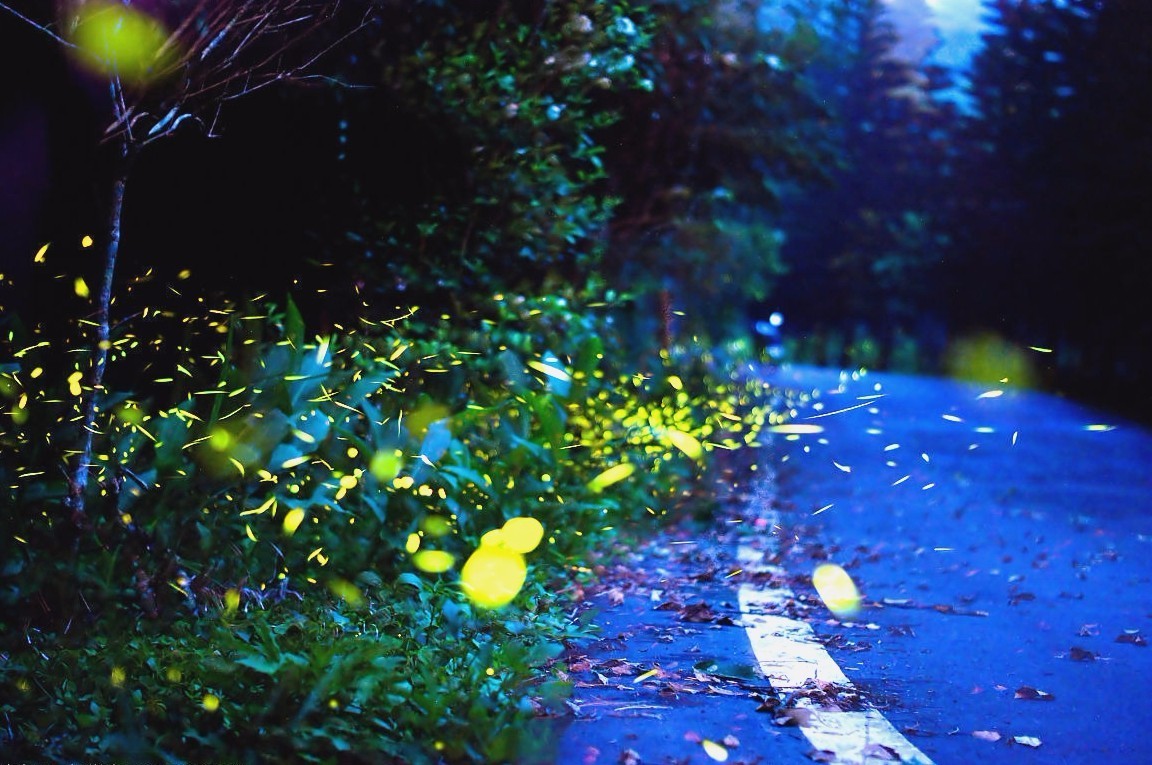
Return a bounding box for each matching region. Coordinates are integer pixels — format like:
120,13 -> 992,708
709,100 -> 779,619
0,1 -> 77,48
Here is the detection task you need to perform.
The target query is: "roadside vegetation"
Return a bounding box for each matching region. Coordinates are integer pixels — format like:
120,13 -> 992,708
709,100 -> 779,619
4,0 -> 1149,760
0,1 -> 800,761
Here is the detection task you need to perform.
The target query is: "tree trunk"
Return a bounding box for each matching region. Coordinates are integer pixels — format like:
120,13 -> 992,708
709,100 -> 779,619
66,134 -> 132,525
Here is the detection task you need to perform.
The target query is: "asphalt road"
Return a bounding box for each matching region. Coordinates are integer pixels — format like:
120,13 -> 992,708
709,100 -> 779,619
545,364 -> 1152,764
763,365 -> 1152,763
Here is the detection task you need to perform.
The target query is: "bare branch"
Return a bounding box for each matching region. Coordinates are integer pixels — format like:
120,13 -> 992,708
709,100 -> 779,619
98,0 -> 364,145
0,1 -> 76,48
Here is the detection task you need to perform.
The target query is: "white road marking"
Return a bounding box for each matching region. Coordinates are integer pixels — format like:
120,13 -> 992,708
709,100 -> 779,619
737,545 -> 934,764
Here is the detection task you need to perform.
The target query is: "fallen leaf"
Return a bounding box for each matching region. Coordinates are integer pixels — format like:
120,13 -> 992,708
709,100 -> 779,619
861,743 -> 901,760
1077,623 -> 1100,637
972,730 -> 1002,742
619,748 -> 641,765
1069,646 -> 1096,661
774,708 -> 813,727
806,749 -> 837,763
722,734 -> 740,748
679,602 -> 717,623
1116,631 -> 1148,647
1013,735 -> 1042,748
755,695 -> 781,713
1014,686 -> 1055,701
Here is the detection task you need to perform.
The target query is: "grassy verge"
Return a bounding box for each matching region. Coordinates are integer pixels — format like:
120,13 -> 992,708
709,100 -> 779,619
1,289 -> 784,763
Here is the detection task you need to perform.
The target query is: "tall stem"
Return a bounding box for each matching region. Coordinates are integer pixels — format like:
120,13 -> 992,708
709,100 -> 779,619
66,90 -> 133,523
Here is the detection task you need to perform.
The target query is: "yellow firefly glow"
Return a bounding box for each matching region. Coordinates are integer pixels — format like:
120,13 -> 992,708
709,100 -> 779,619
412,549 -> 456,573
812,563 -> 861,617
498,516 -> 545,554
282,507 -> 306,535
70,2 -> 174,84
460,545 -> 527,609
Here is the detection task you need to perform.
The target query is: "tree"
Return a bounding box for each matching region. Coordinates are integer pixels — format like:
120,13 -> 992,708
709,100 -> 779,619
776,0 -> 960,364
961,0 -> 1152,405
599,0 -> 833,346
0,0 -> 360,523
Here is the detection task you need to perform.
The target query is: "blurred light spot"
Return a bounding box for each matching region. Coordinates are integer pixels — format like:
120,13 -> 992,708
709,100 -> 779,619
812,563 -> 861,617
405,533 -> 421,554
702,739 -> 729,762
421,515 -> 452,537
461,545 -> 527,609
81,235 -> 94,248
203,693 -> 220,712
282,507 -> 306,535
70,2 -> 173,85
406,403 -> 450,441
527,359 -> 571,382
587,462 -> 635,492
767,423 -> 824,435
412,549 -> 455,573
373,449 -> 405,479
664,428 -> 704,460
110,666 -> 126,687
327,578 -> 364,606
500,517 -> 544,553
481,528 -> 506,547
34,243 -> 49,262
74,277 -> 90,298
947,333 -> 1035,388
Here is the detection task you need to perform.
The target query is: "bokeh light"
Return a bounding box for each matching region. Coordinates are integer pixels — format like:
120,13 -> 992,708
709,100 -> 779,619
460,544 -> 527,609
412,549 -> 456,573
812,563 -> 862,617
68,2 -> 174,85
497,516 -> 544,553
946,332 -> 1035,388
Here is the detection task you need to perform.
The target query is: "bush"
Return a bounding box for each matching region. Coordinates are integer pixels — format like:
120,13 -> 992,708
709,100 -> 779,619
0,284 -> 779,761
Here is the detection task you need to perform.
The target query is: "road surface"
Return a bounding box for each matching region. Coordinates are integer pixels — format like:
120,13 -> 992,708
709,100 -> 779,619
545,365 -> 1152,764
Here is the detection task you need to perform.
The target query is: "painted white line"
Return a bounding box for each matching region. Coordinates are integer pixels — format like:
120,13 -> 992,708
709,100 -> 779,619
739,587 -> 850,689
735,544 -> 787,577
799,705 -> 934,764
736,545 -> 933,764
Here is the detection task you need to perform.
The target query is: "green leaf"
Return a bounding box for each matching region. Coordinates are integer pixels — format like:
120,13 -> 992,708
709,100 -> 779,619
284,295 -> 306,348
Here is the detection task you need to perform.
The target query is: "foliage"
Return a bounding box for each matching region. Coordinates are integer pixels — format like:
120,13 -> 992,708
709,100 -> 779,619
775,0 -> 959,365
330,0 -> 650,302
0,284 -> 779,761
1,579 -> 574,764
0,2 -> 792,761
960,0 -> 1152,402
600,0 -> 832,343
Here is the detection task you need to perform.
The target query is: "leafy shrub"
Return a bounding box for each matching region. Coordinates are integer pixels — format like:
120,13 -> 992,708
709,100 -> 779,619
0,284 -> 779,761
